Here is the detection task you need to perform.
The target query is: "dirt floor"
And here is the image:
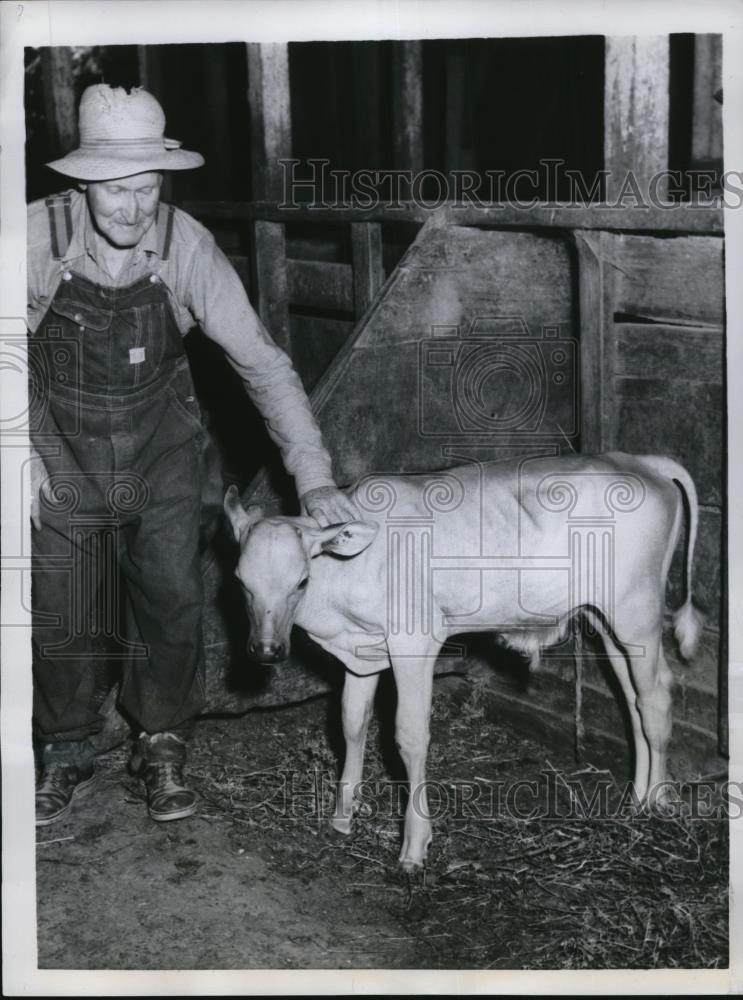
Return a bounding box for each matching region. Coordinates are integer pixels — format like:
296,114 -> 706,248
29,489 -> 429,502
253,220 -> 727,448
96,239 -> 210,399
36,676 -> 729,971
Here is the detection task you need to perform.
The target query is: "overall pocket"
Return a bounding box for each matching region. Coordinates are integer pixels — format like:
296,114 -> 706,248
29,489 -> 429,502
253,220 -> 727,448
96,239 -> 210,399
46,298 -> 113,391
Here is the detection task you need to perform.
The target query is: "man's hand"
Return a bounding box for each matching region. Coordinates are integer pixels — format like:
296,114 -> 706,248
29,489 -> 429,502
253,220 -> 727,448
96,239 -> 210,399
300,485 -> 358,527
30,446 -> 52,531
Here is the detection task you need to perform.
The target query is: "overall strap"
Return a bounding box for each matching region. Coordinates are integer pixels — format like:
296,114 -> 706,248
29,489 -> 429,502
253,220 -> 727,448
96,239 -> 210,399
45,193 -> 74,261
156,203 -> 176,262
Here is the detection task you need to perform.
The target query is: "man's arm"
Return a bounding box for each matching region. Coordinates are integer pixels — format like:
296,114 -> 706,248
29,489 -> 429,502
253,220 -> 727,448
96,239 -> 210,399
178,223 -> 357,522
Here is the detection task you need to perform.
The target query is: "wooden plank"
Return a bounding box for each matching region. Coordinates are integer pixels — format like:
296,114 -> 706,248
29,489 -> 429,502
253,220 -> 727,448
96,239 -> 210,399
719,522 -> 728,756
246,43 -> 292,201
608,233 -> 724,326
614,378 -> 723,507
287,260 -> 354,313
604,36 -> 670,202
692,35 -> 723,165
286,237 -> 345,262
445,203 -> 723,234
391,41 -> 424,174
182,199 -> 724,233
615,324 -> 724,382
250,220 -> 290,353
574,230 -> 612,453
351,222 -> 384,318
40,47 -> 77,156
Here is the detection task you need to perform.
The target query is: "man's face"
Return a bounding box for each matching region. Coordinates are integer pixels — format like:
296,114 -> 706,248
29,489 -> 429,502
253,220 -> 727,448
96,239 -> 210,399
84,172 -> 163,249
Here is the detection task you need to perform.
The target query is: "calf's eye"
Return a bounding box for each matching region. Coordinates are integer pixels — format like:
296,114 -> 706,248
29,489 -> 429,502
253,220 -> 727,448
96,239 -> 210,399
297,577 -> 309,590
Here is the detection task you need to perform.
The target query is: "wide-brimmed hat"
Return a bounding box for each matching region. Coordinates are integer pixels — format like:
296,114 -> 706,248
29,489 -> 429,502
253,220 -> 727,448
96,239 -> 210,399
46,84 -> 204,181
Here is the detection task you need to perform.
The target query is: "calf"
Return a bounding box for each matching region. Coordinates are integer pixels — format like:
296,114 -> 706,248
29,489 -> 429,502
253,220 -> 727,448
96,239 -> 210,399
224,453 -> 702,870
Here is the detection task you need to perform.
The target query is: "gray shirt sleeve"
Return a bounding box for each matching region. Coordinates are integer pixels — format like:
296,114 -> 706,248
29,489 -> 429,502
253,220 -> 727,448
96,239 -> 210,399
178,226 -> 336,497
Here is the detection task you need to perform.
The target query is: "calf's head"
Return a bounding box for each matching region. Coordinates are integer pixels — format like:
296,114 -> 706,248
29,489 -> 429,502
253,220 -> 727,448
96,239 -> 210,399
224,485 -> 378,664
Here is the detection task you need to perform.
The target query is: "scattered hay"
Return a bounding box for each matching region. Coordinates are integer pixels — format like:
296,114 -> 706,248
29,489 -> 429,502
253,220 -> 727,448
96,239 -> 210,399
186,682 -> 728,970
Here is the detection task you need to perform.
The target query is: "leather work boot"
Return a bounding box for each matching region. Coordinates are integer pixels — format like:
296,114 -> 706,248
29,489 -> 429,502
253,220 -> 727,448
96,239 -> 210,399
36,750 -> 96,827
130,731 -> 197,822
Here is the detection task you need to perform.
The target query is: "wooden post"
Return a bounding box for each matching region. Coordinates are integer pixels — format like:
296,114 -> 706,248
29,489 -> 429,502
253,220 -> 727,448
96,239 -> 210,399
573,230 -> 615,454
604,36 -> 670,202
391,41 -> 423,174
246,43 -> 292,353
249,221 -> 290,354
246,42 -> 292,202
351,222 -> 384,319
692,34 -> 723,165
40,47 -> 77,158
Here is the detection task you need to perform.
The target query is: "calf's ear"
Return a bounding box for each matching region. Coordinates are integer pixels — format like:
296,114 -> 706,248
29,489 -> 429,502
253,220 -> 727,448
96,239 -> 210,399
223,485 -> 263,542
308,520 -> 379,558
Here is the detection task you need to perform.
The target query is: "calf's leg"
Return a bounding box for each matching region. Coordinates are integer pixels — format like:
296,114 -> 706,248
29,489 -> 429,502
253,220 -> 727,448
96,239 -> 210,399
600,629 -> 652,801
391,656 -> 435,870
332,671 -> 380,835
630,637 -> 673,803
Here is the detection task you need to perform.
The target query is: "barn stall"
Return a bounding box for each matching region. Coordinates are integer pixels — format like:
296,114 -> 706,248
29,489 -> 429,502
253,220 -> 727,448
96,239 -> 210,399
30,34 -> 728,971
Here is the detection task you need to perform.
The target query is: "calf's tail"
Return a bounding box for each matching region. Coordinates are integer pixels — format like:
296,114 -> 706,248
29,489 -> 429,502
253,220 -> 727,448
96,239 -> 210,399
645,456 -> 704,660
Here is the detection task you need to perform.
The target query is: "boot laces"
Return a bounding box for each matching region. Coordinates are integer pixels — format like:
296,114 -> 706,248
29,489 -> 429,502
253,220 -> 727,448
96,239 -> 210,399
152,761 -> 185,792
38,764 -> 71,794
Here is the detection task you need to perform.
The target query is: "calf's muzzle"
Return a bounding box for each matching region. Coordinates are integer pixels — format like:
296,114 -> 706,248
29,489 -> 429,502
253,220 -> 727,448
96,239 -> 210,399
248,639 -> 288,664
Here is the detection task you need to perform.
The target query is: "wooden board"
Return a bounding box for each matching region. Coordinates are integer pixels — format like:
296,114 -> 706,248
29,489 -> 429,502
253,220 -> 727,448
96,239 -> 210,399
287,259 -> 354,313
692,35 -> 723,165
608,233 -> 725,326
604,37 -> 670,203
182,200 -> 724,234
615,323 -> 724,382
246,43 -> 292,202
250,220 -> 290,352
574,230 -> 615,454
613,379 -> 723,506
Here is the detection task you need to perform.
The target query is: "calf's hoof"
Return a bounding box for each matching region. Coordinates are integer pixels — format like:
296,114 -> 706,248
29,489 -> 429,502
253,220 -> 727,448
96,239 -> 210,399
329,816 -> 353,837
398,834 -> 431,871
399,853 -> 425,873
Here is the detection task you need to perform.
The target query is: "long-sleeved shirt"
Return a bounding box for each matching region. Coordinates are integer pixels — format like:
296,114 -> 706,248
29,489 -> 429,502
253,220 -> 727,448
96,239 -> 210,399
26,189 -> 336,496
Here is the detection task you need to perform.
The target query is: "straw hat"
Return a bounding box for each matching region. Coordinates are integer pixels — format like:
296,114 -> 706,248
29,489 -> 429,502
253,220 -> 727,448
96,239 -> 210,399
46,85 -> 204,181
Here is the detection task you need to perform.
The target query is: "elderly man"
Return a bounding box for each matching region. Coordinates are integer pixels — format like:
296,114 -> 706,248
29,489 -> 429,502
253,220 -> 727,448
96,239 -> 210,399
29,85 -> 355,826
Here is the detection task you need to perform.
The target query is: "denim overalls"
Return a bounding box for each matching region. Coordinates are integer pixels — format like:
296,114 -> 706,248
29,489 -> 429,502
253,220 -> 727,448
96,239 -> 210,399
30,199 -> 207,742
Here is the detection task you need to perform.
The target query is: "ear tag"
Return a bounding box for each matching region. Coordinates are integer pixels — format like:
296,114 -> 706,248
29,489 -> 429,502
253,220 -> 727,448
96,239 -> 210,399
129,347 -> 146,365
